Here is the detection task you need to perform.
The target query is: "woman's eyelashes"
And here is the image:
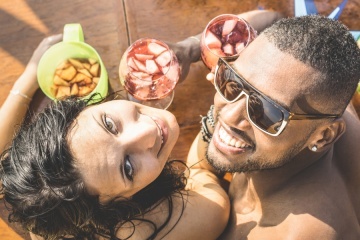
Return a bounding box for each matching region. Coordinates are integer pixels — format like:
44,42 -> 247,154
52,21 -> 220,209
103,113 -> 118,134
124,155 -> 134,181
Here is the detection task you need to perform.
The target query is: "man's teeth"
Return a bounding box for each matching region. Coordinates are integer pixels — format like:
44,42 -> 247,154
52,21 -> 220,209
219,127 -> 249,148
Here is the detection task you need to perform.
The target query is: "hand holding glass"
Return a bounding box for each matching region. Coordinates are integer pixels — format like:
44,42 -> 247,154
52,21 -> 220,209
200,14 -> 257,72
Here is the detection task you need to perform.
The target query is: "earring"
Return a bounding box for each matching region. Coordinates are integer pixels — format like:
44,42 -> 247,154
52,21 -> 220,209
311,145 -> 318,152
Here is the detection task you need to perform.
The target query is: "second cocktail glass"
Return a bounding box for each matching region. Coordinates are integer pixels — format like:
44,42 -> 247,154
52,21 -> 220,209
200,14 -> 257,71
119,38 -> 180,109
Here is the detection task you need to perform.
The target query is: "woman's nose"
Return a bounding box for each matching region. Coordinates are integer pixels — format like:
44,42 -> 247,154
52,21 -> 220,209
124,115 -> 158,150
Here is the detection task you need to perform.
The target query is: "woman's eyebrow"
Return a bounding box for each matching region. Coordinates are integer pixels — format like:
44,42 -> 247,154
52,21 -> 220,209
91,113 -> 127,186
92,113 -> 108,133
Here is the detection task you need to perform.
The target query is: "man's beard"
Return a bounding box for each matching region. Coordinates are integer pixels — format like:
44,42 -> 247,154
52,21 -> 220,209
205,134 -> 310,173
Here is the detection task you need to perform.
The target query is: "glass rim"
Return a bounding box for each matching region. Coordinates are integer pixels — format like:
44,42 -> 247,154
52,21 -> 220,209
202,14 -> 254,58
126,37 -> 175,80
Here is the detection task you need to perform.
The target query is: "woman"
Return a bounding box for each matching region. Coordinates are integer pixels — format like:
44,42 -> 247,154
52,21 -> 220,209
0,35 -> 229,240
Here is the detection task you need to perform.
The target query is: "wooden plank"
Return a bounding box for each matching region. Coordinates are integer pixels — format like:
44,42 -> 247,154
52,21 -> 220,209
0,218 -> 23,240
123,0 -> 359,46
0,0 -> 129,106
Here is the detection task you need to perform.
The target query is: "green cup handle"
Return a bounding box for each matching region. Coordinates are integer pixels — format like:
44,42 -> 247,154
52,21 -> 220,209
63,23 -> 84,43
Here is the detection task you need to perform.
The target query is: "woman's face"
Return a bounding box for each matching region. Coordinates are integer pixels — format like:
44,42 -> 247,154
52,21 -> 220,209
68,100 -> 179,202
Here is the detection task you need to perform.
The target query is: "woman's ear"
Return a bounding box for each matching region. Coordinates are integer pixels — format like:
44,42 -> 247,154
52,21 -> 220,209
309,118 -> 346,152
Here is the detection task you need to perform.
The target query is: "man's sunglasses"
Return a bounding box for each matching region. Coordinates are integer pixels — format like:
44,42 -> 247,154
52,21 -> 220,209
214,58 -> 340,136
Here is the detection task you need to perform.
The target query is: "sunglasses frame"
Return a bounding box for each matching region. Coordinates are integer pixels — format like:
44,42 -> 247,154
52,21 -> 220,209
214,58 -> 340,136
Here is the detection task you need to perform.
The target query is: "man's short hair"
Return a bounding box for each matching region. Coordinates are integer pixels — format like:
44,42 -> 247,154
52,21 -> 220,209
263,15 -> 360,114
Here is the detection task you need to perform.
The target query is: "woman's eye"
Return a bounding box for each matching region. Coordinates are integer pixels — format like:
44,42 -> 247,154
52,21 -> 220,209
124,155 -> 134,181
103,114 -> 118,134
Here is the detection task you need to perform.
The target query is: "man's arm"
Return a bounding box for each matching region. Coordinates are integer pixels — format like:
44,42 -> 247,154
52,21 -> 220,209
237,10 -> 283,33
334,102 -> 360,182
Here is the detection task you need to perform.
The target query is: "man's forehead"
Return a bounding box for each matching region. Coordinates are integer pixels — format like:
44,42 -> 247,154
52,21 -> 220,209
232,35 -> 320,112
233,35 -> 281,67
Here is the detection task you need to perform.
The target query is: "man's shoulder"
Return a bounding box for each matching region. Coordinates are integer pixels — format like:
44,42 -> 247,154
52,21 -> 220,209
228,172 -> 360,239
282,213 -> 360,240
220,208 -> 359,240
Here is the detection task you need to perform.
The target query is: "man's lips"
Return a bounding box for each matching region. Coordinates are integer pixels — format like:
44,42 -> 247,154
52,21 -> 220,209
218,126 -> 251,148
212,122 -> 253,155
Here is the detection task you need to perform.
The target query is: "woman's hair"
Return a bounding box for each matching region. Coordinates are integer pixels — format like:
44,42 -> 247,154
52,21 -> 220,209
263,15 -> 360,114
0,94 -> 187,240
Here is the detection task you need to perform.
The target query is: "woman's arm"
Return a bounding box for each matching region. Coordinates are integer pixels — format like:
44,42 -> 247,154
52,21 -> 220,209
0,35 -> 62,152
29,232 -> 45,240
0,34 -> 62,240
116,167 -> 230,240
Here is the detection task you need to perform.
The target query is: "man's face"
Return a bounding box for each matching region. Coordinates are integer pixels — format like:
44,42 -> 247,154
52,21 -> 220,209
207,35 -> 323,173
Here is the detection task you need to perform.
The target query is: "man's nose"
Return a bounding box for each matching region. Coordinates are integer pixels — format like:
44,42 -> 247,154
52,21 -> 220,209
216,93 -> 252,130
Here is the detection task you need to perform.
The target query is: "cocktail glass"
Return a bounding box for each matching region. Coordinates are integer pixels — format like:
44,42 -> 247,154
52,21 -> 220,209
119,38 -> 180,109
200,14 -> 257,71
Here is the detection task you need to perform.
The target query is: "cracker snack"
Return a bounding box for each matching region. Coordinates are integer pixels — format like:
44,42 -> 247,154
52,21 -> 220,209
51,58 -> 100,99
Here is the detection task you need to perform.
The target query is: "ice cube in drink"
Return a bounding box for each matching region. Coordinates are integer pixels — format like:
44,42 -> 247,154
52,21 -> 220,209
200,14 -> 257,71
119,39 -> 180,101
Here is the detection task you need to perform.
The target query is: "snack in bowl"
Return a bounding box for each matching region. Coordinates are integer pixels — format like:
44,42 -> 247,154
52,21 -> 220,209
37,23 -> 108,104
51,58 -> 100,99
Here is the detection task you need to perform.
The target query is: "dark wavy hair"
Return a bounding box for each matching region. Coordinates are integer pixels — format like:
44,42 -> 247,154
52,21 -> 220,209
263,15 -> 360,114
0,95 -> 187,240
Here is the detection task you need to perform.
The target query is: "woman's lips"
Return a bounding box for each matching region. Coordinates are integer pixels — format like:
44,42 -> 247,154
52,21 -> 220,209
151,116 -> 168,155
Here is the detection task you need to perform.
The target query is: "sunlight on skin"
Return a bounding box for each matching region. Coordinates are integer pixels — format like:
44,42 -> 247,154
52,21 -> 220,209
0,0 -> 49,34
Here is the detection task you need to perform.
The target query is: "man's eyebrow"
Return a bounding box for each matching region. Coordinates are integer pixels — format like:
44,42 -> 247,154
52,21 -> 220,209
233,64 -> 291,109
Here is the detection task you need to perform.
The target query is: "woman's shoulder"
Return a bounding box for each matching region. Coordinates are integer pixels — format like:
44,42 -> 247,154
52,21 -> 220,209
176,168 -> 230,239
116,168 -> 230,240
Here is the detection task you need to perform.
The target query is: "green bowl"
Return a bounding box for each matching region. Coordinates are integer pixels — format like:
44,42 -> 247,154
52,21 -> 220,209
37,24 -> 108,103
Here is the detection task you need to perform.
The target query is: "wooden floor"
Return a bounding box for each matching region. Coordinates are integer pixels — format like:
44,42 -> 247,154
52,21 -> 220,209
0,0 -> 359,239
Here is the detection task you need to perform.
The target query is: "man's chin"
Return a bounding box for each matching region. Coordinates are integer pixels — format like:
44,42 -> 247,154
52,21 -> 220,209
206,142 -> 263,173
207,143 -> 244,172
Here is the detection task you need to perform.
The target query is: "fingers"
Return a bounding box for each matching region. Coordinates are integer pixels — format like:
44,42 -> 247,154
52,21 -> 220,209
37,34 -> 63,51
206,72 -> 215,85
45,34 -> 63,45
29,34 -> 63,65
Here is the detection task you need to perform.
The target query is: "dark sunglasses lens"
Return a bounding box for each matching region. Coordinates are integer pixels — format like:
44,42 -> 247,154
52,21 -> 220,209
248,94 -> 284,134
216,63 -> 244,101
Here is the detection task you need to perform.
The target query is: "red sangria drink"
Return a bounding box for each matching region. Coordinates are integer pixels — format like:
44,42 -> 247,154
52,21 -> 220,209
119,38 -> 180,109
200,14 -> 257,71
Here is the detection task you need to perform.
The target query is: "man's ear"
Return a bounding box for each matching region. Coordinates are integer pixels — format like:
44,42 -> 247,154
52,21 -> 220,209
309,118 -> 346,152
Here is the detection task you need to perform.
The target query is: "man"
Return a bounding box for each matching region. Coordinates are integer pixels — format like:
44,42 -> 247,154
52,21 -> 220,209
186,14 -> 360,239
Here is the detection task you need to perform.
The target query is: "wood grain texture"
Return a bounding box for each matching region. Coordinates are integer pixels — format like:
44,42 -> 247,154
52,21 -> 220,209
0,0 -> 359,239
0,218 -> 23,240
0,0 -> 127,239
